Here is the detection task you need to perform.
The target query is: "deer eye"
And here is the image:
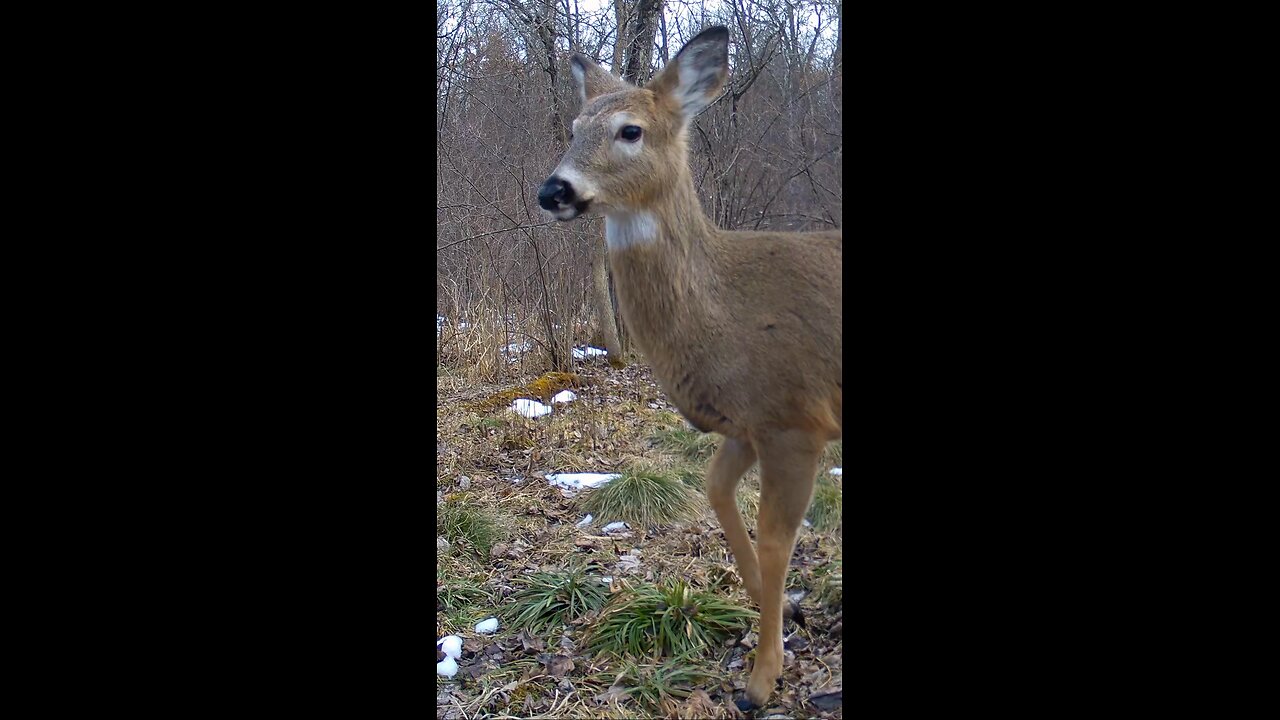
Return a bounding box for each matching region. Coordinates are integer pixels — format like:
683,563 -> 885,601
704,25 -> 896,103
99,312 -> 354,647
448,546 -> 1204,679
619,125 -> 642,142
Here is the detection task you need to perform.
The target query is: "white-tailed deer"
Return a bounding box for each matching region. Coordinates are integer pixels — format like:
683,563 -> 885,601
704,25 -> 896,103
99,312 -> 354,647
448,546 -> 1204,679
537,27 -> 841,711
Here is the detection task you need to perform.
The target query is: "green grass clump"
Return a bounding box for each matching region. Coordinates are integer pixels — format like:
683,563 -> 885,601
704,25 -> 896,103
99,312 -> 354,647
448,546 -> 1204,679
586,579 -> 756,658
599,652 -> 717,715
651,425 -> 719,462
437,564 -> 495,630
505,565 -> 609,633
437,497 -> 503,558
437,566 -> 492,613
813,558 -> 843,606
807,474 -> 842,531
671,464 -> 704,490
579,465 -> 700,528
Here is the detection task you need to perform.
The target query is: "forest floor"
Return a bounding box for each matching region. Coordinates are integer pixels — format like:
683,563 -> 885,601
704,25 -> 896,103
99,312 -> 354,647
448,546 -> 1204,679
436,356 -> 842,719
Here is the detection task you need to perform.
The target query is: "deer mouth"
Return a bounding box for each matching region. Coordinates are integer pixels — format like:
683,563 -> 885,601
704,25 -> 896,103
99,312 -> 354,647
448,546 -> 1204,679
543,197 -> 591,221
559,198 -> 592,220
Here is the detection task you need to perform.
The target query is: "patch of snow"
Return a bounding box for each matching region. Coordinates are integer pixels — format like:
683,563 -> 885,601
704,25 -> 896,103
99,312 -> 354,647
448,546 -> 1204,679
437,654 -> 458,677
503,342 -> 531,354
599,576 -> 613,585
475,618 -> 499,634
552,390 -> 577,404
571,346 -> 608,359
546,473 -> 621,492
576,514 -> 593,527
802,519 -> 812,528
511,399 -> 553,418
437,635 -> 463,660
829,467 -> 842,476
602,521 -> 630,534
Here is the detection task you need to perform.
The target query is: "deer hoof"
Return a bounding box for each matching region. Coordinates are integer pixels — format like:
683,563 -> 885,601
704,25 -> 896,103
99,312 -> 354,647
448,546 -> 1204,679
734,696 -> 758,712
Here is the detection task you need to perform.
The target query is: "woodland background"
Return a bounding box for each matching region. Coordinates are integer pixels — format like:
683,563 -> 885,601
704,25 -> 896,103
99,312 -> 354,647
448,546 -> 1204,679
437,0 -> 842,378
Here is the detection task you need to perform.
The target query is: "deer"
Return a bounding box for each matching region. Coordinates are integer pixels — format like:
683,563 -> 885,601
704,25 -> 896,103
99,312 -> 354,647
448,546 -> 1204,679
536,27 -> 841,712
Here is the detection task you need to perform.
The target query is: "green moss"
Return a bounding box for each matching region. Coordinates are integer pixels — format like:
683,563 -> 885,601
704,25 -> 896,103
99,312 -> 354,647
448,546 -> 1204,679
465,372 -> 585,413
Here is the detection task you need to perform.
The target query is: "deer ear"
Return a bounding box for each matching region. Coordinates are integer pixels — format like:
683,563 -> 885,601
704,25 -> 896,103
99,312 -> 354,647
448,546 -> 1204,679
570,53 -> 627,106
649,26 -> 729,119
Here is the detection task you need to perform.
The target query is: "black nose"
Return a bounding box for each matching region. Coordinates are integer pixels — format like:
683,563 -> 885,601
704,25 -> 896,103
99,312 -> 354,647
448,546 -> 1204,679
537,176 -> 575,210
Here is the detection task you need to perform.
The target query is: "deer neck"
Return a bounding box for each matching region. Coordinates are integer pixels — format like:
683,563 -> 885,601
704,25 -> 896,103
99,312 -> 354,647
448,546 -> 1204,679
603,172 -> 720,365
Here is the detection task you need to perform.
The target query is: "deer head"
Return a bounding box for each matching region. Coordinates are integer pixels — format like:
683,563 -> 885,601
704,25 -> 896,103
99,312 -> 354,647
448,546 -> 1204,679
537,27 -> 729,221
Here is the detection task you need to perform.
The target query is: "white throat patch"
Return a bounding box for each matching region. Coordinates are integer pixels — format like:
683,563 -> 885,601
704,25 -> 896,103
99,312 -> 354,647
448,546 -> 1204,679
605,211 -> 659,250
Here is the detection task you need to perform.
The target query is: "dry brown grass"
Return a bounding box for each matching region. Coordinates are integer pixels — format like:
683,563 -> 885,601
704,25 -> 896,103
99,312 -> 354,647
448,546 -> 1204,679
436,359 -> 843,719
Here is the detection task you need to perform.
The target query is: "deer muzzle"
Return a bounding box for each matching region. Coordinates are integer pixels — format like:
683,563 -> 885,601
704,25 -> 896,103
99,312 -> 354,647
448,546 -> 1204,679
537,175 -> 590,220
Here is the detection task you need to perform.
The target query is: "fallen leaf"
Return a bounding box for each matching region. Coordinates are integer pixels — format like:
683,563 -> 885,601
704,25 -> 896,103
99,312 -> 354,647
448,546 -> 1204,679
517,629 -> 545,653
802,667 -> 829,685
593,685 -> 629,706
545,654 -> 575,678
677,688 -> 718,719
808,689 -> 842,711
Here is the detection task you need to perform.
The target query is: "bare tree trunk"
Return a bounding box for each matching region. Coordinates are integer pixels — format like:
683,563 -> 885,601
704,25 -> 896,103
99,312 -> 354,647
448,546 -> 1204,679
621,0 -> 662,84
590,239 -> 624,366
537,1 -> 567,143
612,0 -> 627,69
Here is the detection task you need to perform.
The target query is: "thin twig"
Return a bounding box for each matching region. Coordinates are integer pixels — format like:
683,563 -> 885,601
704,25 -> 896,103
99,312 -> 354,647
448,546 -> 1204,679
437,222 -> 558,252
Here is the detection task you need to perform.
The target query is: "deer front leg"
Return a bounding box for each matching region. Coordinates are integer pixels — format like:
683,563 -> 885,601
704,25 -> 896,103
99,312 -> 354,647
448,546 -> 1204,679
738,431 -> 821,712
704,437 -> 761,602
